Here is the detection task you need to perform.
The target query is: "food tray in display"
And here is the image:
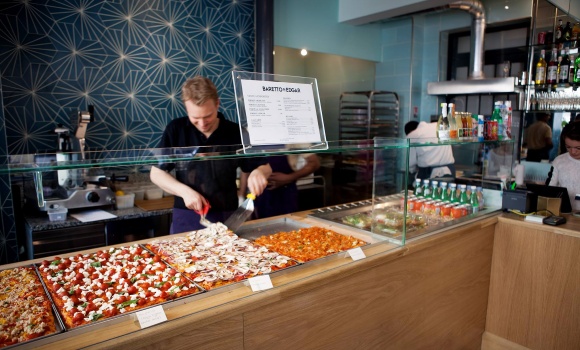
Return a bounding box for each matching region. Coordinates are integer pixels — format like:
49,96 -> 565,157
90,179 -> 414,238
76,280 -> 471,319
308,195 -> 499,242
34,247 -> 204,333
235,217 -> 312,241
0,265 -> 65,350
237,217 -> 370,263
141,224 -> 299,292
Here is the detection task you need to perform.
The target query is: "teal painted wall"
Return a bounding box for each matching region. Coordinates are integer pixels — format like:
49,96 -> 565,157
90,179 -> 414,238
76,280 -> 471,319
274,0 -> 382,62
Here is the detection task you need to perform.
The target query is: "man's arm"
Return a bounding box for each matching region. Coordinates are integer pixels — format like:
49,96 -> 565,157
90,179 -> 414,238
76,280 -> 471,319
150,166 -> 208,211
268,154 -> 320,189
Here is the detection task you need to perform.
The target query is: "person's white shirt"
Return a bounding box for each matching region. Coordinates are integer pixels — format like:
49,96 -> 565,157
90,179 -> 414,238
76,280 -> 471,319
407,121 -> 455,178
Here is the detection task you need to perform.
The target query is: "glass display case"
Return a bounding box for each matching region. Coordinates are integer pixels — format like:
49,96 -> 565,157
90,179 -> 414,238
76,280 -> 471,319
0,136 -> 513,348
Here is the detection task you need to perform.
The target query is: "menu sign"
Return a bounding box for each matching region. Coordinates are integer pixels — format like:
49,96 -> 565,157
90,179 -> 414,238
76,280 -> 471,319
240,80 -> 321,145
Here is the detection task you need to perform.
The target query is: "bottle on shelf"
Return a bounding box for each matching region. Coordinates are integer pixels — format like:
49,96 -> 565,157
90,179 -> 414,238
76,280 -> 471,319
555,19 -> 564,48
477,115 -> 484,142
449,183 -> 459,203
422,179 -> 432,198
547,48 -> 558,84
563,21 -> 572,46
569,54 -> 575,83
575,54 -> 580,83
456,112 -> 464,140
535,49 -> 547,85
448,103 -> 458,139
476,186 -> 484,208
458,184 -> 468,204
491,102 -> 501,141
504,101 -> 512,140
437,102 -> 450,141
470,185 -> 480,213
439,182 -> 449,201
414,178 -> 423,197
431,180 -> 441,200
559,49 -> 570,84
572,22 -> 580,48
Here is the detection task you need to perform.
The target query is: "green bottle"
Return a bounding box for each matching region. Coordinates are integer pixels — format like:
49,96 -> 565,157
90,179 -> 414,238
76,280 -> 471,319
470,185 -> 479,213
431,180 -> 440,200
449,183 -> 459,203
459,184 -> 469,204
414,178 -> 423,197
422,179 -> 431,198
439,182 -> 449,201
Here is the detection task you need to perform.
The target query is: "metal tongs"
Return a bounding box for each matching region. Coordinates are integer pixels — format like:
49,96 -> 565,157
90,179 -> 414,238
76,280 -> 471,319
195,204 -> 212,227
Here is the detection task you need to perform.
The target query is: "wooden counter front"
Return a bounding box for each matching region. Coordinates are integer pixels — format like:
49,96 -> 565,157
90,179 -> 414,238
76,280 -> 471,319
3,215 -> 498,349
484,213 -> 580,350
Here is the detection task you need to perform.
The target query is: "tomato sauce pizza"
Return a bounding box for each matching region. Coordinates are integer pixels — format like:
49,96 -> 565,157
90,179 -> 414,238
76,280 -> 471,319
253,226 -> 367,262
0,266 -> 58,348
36,244 -> 200,329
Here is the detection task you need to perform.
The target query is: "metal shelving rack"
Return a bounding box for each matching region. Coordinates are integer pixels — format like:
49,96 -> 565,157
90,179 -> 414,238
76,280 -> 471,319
335,91 -> 400,200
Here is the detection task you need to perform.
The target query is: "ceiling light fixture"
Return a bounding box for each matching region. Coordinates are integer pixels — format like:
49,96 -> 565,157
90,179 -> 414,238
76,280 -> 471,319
300,49 -> 308,56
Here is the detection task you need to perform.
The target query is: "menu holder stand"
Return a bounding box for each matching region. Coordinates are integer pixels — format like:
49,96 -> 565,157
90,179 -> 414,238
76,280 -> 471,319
232,71 -> 328,154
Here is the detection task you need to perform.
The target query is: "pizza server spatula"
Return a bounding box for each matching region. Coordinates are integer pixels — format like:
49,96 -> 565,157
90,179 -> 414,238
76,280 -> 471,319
223,193 -> 255,232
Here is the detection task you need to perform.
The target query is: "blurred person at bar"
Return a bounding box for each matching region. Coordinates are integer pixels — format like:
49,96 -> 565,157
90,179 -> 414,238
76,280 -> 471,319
548,122 -> 580,211
524,113 -> 553,162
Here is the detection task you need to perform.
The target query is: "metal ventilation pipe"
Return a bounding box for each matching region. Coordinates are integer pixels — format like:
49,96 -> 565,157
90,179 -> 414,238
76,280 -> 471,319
448,0 -> 486,79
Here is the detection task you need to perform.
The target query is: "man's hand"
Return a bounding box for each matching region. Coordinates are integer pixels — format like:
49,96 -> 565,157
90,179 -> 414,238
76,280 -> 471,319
181,188 -> 209,212
247,164 -> 271,196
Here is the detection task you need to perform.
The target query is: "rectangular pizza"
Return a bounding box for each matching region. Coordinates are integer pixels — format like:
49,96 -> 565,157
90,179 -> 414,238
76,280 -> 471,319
36,244 -> 200,329
145,223 -> 297,290
0,266 -> 58,348
253,226 -> 367,262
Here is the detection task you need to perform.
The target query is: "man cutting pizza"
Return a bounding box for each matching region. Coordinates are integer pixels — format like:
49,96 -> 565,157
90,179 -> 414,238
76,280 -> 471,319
150,76 -> 271,233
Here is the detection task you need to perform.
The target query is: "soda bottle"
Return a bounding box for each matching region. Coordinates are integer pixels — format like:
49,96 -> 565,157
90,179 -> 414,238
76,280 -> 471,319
470,185 -> 480,213
439,182 -> 449,201
414,178 -> 423,197
437,103 -> 450,141
459,184 -> 469,204
449,183 -> 459,203
422,179 -> 431,198
476,186 -> 484,208
431,180 -> 441,200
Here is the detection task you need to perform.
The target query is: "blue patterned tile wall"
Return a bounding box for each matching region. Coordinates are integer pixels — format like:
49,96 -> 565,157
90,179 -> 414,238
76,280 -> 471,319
0,0 -> 255,154
0,0 -> 256,263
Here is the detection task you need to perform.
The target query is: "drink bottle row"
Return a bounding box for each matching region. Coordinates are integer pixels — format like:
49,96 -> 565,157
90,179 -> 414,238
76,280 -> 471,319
406,179 -> 484,219
534,47 -> 580,85
437,101 -> 512,142
553,20 -> 580,50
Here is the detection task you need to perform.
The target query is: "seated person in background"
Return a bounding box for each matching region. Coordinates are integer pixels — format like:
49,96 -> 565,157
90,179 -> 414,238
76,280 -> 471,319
405,121 -> 455,180
240,153 -> 320,219
525,113 -> 553,162
549,122 -> 580,212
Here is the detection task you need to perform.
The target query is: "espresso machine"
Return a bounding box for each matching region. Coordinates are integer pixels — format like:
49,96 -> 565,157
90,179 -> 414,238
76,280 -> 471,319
35,106 -> 120,211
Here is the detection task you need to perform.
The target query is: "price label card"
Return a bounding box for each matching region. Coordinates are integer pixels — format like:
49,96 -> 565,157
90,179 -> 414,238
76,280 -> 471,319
347,247 -> 366,261
248,275 -> 274,292
136,305 -> 167,329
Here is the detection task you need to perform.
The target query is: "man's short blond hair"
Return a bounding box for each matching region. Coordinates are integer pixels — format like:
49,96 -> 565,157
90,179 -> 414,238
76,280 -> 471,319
181,76 -> 219,105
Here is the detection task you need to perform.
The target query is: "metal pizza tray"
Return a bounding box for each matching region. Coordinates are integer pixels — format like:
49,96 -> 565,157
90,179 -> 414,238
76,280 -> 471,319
237,217 -> 371,263
141,225 -> 302,293
235,217 -> 312,241
33,249 -> 205,334
0,265 -> 65,350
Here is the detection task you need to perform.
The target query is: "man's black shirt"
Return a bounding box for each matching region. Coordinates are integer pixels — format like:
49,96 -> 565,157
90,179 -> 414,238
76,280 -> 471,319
157,113 -> 267,211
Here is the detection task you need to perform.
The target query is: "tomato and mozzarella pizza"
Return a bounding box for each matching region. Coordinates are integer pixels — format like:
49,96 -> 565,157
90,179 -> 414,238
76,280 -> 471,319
146,223 -> 296,290
0,266 -> 58,348
253,226 -> 367,262
36,245 -> 200,328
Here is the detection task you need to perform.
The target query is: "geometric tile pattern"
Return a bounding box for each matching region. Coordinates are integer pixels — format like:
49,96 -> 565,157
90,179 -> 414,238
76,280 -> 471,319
0,0 -> 256,263
0,0 -> 255,154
